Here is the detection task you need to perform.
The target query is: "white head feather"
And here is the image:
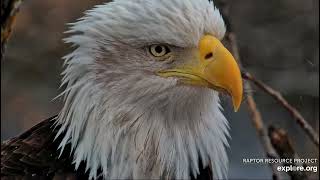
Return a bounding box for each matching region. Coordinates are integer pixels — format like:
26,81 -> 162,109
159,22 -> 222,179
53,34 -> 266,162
55,0 -> 229,179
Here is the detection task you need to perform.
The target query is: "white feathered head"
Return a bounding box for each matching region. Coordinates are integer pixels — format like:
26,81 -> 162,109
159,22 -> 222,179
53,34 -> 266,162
56,0 -> 243,179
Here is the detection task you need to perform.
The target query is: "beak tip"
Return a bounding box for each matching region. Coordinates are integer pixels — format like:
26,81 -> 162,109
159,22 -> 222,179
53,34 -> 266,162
233,104 -> 240,112
232,79 -> 243,112
233,106 -> 239,112
232,95 -> 242,112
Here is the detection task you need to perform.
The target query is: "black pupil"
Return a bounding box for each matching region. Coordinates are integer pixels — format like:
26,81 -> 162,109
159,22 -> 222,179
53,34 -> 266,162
155,46 -> 163,54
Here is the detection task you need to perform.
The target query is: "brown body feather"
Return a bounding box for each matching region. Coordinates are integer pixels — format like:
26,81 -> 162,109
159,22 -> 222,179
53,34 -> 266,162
1,116 -> 77,179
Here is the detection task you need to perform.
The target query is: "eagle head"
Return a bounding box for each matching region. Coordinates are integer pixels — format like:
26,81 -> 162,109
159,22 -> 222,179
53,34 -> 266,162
56,0 -> 243,179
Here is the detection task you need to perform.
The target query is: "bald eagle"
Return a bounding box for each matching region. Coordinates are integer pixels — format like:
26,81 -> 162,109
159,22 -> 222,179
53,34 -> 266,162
1,0 -> 243,179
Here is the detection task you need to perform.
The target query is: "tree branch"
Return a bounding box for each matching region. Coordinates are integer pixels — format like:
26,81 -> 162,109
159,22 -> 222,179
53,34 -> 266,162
1,0 -> 23,61
268,126 -> 309,180
216,1 -> 281,179
242,71 -> 319,147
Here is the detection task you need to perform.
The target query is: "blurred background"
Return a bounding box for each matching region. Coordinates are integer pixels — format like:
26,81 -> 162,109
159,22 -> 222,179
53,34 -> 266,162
1,0 -> 319,179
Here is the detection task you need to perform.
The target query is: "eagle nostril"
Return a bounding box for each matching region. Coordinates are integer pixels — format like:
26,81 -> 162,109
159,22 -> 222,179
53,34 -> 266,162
204,52 -> 213,60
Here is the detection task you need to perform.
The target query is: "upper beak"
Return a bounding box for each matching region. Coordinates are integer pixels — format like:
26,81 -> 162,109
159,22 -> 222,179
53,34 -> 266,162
158,35 -> 243,112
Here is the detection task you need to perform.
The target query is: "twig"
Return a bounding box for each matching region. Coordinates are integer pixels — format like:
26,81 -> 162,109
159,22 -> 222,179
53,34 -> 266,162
216,1 -> 282,179
1,0 -> 23,61
268,126 -> 309,180
244,90 -> 281,180
242,71 -> 319,147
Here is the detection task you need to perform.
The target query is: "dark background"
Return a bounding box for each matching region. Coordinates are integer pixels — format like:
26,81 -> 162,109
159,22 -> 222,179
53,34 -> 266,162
1,0 -> 319,179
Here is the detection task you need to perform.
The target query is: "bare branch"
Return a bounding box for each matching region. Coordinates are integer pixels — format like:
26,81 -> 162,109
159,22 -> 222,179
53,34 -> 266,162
216,1 -> 282,179
268,126 -> 309,180
1,0 -> 23,61
242,71 -> 319,147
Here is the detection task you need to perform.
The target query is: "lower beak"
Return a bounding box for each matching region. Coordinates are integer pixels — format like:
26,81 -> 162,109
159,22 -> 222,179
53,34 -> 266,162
158,35 -> 243,112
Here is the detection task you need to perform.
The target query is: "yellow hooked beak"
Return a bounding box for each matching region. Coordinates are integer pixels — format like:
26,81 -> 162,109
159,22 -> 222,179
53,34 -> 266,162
158,35 -> 243,111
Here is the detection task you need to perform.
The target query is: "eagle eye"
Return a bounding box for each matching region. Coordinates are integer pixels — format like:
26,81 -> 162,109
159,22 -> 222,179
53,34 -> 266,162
149,45 -> 171,57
